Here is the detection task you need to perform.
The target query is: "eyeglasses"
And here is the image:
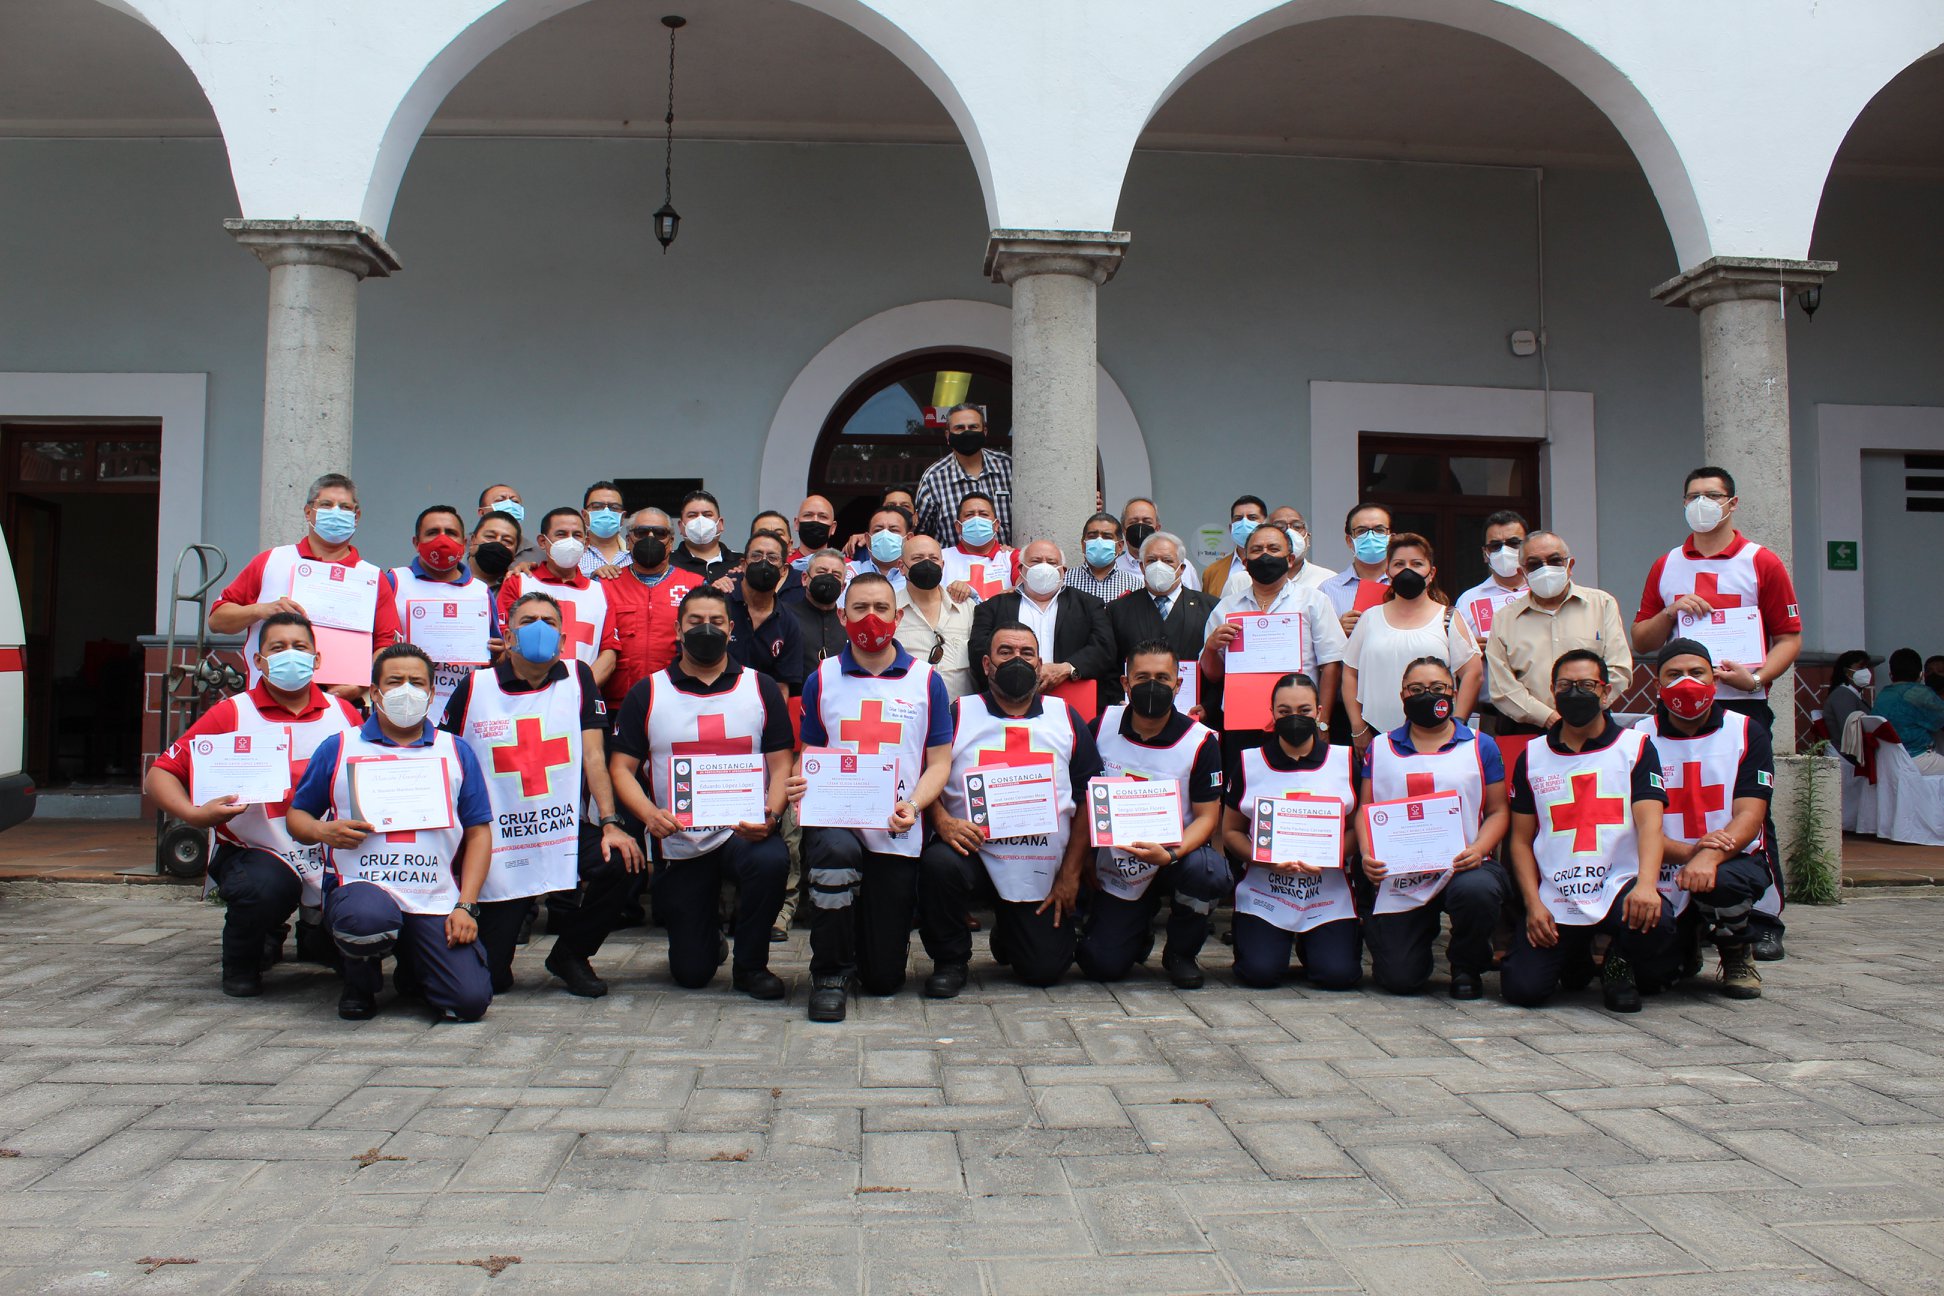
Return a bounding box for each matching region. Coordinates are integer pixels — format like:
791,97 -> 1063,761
1352,526 -> 1391,539
1523,555 -> 1569,571
1484,539 -> 1521,553
1553,680 -> 1603,698
1401,684 -> 1455,698
1683,491 -> 1731,503
630,526 -> 671,539
926,632 -> 945,666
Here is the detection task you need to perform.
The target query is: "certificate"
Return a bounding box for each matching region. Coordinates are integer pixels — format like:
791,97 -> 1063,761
1174,662 -> 1198,716
289,560 -> 380,632
962,763 -> 1057,840
349,757 -> 454,833
1251,794 -> 1344,869
1362,791 -> 1468,874
1087,777 -> 1184,848
798,748 -> 899,831
408,599 -> 491,665
669,754 -> 767,829
1675,604 -> 1766,666
190,731 -> 292,805
1225,612 -> 1306,675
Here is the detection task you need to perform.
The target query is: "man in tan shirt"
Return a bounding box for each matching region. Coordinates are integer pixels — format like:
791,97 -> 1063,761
1485,531 -> 1633,730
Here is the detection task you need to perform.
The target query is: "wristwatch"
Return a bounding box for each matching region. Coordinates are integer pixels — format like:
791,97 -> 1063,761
1165,846 -> 1181,865
456,901 -> 480,918
599,814 -> 624,828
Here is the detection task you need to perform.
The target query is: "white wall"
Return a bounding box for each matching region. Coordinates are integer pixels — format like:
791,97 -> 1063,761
1861,451 -> 1944,657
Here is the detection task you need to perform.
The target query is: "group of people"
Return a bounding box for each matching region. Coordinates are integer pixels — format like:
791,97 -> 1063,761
147,410 -> 1811,1024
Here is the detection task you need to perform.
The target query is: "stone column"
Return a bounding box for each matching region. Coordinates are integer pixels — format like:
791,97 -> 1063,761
985,230 -> 1129,553
225,220 -> 400,548
1653,255 -> 1835,755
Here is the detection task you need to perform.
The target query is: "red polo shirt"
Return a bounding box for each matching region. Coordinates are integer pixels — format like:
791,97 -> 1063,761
214,538 -> 403,646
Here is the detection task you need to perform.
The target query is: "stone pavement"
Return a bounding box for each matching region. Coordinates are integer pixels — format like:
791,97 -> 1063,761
3,885 -> 1944,1295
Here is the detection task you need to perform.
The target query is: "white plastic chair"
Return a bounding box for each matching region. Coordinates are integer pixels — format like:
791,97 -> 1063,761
1874,740 -> 1944,847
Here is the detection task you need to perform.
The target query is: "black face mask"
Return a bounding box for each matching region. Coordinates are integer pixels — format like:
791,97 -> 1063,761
1555,687 -> 1604,727
948,429 -> 986,456
1390,568 -> 1428,600
743,561 -> 781,593
1123,521 -> 1156,553
797,520 -> 831,551
1128,679 -> 1175,720
1245,554 -> 1289,586
631,536 -> 667,569
1275,713 -> 1318,748
808,573 -> 844,606
1928,674 -> 1944,696
471,542 -> 513,580
683,623 -> 728,666
992,657 -> 1038,701
1403,692 -> 1454,729
907,559 -> 943,591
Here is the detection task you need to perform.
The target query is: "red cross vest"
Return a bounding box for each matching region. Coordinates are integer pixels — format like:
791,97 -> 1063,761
1232,744 -> 1359,933
642,668 -> 768,859
245,545 -> 382,684
1366,732 -> 1487,914
1653,541 -> 1769,699
1525,728 -> 1646,925
1092,704 -> 1214,901
503,571 -> 609,669
941,694 -> 1079,903
941,544 -> 1015,600
390,566 -> 494,717
1632,711 -> 1760,918
323,729 -> 468,915
808,655 -> 938,858
211,693 -> 360,906
453,670 -> 586,903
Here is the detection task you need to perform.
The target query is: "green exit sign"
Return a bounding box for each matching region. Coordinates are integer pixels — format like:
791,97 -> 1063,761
1827,540 -> 1858,571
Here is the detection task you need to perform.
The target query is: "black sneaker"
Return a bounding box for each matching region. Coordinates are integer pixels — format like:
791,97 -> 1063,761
923,963 -> 968,999
544,950 -> 609,998
1449,970 -> 1483,1001
221,968 -> 263,999
337,986 -> 377,1021
1601,953 -> 1642,1014
1162,951 -> 1204,990
1753,931 -> 1785,962
770,927 -> 788,943
733,965 -> 786,1001
807,974 -> 850,1022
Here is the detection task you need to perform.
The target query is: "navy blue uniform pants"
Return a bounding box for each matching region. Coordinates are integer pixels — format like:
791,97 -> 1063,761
1362,860 -> 1510,993
1232,913 -> 1363,990
1076,845 -> 1228,981
207,844 -> 301,976
652,833 -> 789,988
324,880 -> 492,1021
1501,880 -> 1676,1007
919,838 -> 1074,987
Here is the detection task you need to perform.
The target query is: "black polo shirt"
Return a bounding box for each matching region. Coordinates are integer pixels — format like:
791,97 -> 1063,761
1508,716 -> 1666,814
1101,708 -> 1225,805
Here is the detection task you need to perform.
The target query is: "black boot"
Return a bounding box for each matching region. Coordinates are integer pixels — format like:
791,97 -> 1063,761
337,985 -> 376,1020
1162,951 -> 1204,990
544,949 -> 609,998
807,974 -> 850,1022
923,963 -> 968,999
733,965 -> 786,1001
1449,969 -> 1483,1001
221,966 -> 263,999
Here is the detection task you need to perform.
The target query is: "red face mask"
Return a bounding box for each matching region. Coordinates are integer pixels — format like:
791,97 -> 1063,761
1661,675 -> 1716,721
845,612 -> 898,655
417,534 -> 465,572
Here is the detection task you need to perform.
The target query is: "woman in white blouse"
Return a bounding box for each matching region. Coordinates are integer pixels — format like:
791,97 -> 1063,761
1342,533 -> 1481,748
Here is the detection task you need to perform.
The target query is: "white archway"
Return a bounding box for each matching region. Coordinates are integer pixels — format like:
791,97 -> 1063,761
760,300 -> 1152,521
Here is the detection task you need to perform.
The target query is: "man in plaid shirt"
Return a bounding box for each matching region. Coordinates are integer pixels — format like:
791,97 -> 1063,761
1066,511 -> 1143,602
915,404 -> 1013,545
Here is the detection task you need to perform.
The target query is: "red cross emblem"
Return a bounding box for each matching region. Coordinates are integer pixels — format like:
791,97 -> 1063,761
1692,573 -> 1742,609
976,725 -> 1053,768
1547,771 -> 1626,853
674,713 -> 754,756
490,715 -> 574,799
966,561 -> 1008,600
840,700 -> 903,754
1665,760 -> 1726,839
556,597 -> 598,659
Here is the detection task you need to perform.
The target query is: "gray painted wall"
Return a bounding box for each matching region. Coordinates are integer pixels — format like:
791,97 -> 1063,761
1,137 -> 1939,650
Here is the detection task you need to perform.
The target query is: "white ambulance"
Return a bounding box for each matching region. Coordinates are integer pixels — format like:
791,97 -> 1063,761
0,527 -> 35,831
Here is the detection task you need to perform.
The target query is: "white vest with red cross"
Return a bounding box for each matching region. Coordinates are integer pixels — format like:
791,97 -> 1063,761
1091,704 -> 1214,901
940,694 -> 1078,903
454,669 -> 586,902
323,728 -> 468,915
642,668 -> 768,859
808,654 -> 938,858
1366,733 -> 1488,914
390,566 -> 495,717
504,571 -> 609,669
1653,541 -> 1770,699
203,692 -> 361,906
941,544 -> 1015,600
1525,728 -> 1646,925
244,545 -> 383,684
1633,711 -> 1763,918
1232,744 -> 1359,933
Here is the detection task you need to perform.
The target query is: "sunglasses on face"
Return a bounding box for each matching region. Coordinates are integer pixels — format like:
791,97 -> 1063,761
1553,680 -> 1603,698
630,526 -> 671,539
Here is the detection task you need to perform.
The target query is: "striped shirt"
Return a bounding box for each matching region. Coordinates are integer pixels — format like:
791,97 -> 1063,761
1066,562 -> 1142,602
914,449 -> 1014,546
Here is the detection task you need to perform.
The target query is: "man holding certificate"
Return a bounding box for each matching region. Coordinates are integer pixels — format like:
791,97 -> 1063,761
145,611 -> 363,998
1074,642 -> 1227,989
1200,524 -> 1344,736
288,645 -> 495,1023
443,592 -> 644,999
794,572 -> 954,1021
608,586 -> 796,1000
386,504 -> 501,717
923,623 -> 1103,988
1357,656 -> 1510,1000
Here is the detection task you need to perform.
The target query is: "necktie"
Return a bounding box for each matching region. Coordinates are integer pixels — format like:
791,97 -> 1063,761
1154,594 -> 1171,620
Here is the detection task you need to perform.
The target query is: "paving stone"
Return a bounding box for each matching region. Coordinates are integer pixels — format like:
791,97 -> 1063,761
1035,1083 -> 1132,1129
448,1132 -> 580,1192
1780,1222 -> 1944,1292
1352,1144 -> 1496,1205
861,1131 -> 963,1192
1073,1184 -> 1210,1254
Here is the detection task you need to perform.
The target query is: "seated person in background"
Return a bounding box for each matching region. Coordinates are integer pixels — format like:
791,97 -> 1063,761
1872,647 -> 1944,774
1822,649 -> 1873,759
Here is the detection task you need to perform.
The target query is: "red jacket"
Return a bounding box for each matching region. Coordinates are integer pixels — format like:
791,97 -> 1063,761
600,566 -> 702,707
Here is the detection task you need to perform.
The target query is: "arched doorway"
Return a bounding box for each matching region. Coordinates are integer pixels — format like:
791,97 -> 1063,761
808,351 -> 1012,540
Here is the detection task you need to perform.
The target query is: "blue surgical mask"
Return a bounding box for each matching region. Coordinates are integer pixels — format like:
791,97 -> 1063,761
262,648 -> 315,692
587,508 -> 623,539
1353,531 -> 1390,565
1084,538 -> 1118,569
493,499 -> 525,524
870,530 -> 904,564
514,619 -> 562,664
1230,519 -> 1260,551
960,516 -> 996,547
312,505 -> 358,544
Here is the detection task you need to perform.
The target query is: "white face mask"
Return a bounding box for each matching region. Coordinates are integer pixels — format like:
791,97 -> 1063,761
377,683 -> 432,728
1488,547 -> 1522,579
1526,563 -> 1571,600
1684,496 -> 1726,534
1023,562 -> 1063,598
549,537 -> 587,570
1144,560 -> 1180,595
683,516 -> 721,547
1852,667 -> 1873,689
1285,528 -> 1308,562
